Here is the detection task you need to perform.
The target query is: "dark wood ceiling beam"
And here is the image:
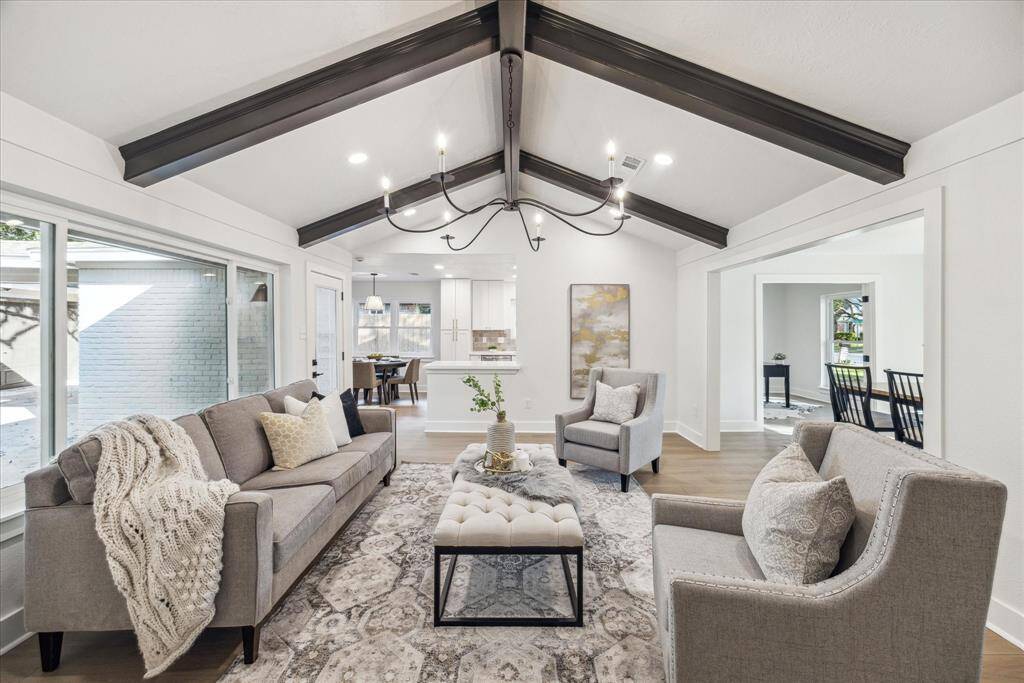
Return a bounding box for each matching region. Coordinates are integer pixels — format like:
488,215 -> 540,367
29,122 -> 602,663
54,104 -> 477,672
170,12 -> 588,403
498,0 -> 527,202
120,4 -> 500,187
524,1 -> 909,184
297,152 -> 504,247
519,152 -> 728,248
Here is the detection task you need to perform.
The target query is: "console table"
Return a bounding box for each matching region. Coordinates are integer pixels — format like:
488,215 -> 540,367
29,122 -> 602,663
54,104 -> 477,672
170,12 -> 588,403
763,363 -> 791,407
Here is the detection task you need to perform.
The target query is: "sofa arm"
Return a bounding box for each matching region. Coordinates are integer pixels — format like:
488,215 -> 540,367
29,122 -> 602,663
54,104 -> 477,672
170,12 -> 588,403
651,494 -> 745,534
554,406 -> 591,458
358,406 -> 395,435
210,491 -> 275,627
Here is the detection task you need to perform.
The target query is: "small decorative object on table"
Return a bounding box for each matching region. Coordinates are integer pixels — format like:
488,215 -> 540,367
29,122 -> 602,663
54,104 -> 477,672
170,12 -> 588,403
462,374 -> 515,469
772,352 -> 787,364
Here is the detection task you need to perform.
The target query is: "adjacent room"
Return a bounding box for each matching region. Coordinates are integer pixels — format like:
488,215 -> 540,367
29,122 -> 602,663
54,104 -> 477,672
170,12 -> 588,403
0,1 -> 1021,681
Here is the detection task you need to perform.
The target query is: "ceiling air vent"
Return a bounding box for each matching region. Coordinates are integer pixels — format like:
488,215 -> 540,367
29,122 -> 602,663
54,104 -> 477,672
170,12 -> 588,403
621,154 -> 646,172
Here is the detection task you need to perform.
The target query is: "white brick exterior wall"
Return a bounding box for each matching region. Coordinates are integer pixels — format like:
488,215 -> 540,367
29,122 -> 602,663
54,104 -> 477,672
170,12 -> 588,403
72,266 -> 228,436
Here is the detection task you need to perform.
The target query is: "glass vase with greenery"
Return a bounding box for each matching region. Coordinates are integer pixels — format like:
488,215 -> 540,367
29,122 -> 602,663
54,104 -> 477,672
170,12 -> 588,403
462,374 -> 507,422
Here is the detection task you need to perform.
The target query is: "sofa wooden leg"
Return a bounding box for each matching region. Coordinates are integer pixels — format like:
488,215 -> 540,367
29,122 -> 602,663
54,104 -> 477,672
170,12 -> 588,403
652,457 -> 660,474
558,458 -> 567,467
242,625 -> 260,664
620,474 -> 630,493
39,631 -> 63,672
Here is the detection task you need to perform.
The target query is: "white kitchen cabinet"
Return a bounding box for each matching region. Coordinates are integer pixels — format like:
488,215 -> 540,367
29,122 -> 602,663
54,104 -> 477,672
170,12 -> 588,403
440,328 -> 471,361
471,280 -> 487,329
441,278 -> 472,332
471,280 -> 516,330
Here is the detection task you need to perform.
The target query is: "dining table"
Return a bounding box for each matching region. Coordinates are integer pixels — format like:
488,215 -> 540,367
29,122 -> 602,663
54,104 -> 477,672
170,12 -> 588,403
361,358 -> 407,403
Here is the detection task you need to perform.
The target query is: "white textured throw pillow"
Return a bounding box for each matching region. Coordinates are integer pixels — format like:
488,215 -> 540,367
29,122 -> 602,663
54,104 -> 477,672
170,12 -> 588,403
284,392 -> 352,447
591,381 -> 641,424
742,443 -> 855,584
260,398 -> 337,470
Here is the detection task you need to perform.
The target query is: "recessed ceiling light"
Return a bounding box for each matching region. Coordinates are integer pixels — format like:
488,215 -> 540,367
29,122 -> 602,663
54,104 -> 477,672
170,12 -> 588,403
347,152 -> 368,165
434,264 -> 445,270
444,273 -> 453,278
402,208 -> 416,217
653,153 -> 673,166
512,265 -> 517,270
512,274 -> 517,279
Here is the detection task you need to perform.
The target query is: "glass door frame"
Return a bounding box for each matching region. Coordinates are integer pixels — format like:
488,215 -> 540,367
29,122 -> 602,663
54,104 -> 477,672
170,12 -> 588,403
306,265 -> 348,393
1,193 -> 283,509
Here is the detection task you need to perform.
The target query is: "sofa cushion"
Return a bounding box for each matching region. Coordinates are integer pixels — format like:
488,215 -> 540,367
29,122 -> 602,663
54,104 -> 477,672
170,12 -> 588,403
285,392 -> 351,448
202,395 -> 274,483
241,450 -> 375,501
342,432 -> 393,471
260,399 -> 337,470
263,380 -> 318,413
564,420 -> 621,451
336,389 -> 366,438
652,524 -> 764,630
592,381 -> 641,424
262,485 -> 334,570
174,414 -> 227,480
56,415 -> 227,503
742,444 -> 855,584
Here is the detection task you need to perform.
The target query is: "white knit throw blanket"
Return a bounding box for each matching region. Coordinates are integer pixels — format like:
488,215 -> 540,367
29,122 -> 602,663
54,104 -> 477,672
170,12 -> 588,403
92,415 -> 239,678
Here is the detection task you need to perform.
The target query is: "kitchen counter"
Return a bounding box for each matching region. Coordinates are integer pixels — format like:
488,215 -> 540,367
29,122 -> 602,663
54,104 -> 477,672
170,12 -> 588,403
423,360 -> 521,374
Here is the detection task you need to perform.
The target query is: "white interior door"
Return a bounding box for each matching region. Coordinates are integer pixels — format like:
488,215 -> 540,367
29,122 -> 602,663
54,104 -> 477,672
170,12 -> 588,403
309,272 -> 345,394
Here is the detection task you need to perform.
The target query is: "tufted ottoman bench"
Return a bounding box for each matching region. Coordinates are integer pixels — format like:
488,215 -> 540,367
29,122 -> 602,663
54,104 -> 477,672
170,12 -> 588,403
433,454 -> 584,627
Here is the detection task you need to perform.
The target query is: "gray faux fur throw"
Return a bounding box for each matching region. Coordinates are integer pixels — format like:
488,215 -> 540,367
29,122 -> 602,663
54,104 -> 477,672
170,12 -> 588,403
451,446 -> 581,510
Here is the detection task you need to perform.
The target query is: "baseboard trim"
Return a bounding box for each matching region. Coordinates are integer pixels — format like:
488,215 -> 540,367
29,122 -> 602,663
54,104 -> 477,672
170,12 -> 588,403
0,607 -> 29,655
720,420 -> 763,432
674,422 -> 704,448
425,420 -> 685,435
987,597 -> 1024,650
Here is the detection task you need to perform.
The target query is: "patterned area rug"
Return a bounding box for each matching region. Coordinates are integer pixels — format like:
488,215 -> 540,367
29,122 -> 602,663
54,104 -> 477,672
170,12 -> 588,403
219,463 -> 663,682
763,399 -> 823,420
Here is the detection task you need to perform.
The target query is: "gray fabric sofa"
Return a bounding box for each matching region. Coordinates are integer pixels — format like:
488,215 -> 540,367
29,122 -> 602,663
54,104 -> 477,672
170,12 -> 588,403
555,368 -> 665,492
652,422 -> 1006,682
22,380 -> 397,672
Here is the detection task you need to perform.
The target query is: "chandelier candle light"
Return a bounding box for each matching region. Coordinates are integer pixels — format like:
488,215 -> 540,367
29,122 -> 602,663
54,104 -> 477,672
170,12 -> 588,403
379,138 -> 630,252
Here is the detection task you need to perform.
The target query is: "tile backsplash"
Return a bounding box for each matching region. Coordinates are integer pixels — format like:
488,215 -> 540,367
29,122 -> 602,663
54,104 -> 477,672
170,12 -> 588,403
472,329 -> 515,352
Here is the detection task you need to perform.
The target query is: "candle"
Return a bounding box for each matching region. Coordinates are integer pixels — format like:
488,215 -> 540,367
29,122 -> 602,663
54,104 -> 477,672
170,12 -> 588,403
615,187 -> 625,215
605,140 -> 616,179
533,212 -> 543,239
381,176 -> 391,209
437,133 -> 447,174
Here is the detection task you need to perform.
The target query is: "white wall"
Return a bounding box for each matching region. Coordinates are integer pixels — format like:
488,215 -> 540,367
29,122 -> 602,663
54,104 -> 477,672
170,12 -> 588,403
351,279 -> 440,391
0,92 -> 353,652
359,215 -> 679,431
677,93 -> 1023,645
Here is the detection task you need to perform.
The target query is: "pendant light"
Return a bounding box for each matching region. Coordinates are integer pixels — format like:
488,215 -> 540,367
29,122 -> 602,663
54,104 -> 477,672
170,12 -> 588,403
364,273 -> 384,313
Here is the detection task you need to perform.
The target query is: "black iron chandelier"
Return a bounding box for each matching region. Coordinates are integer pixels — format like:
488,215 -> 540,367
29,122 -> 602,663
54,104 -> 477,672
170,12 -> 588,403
378,58 -> 630,252
379,141 -> 629,252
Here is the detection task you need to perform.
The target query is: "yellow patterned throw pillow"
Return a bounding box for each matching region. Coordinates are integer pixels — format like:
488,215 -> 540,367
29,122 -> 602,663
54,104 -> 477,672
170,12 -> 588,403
259,398 -> 337,470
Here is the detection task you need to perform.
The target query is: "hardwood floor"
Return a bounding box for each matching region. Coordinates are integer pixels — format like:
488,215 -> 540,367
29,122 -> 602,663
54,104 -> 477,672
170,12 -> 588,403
2,397 -> 1019,681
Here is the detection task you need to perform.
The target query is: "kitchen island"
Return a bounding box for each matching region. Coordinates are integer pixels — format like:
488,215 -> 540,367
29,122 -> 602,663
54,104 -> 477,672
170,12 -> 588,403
423,360 -> 523,432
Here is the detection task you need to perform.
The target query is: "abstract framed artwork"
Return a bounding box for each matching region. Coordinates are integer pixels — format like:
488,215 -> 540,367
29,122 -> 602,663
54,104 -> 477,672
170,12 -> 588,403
569,284 -> 630,399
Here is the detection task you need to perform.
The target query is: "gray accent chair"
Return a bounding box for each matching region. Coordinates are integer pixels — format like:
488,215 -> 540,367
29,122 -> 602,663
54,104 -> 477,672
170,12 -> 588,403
652,422 -> 1006,682
555,368 -> 665,492
23,380 -> 397,672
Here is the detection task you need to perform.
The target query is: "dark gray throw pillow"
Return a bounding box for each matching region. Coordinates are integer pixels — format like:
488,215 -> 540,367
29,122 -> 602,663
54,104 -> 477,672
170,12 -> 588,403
318,389 -> 365,438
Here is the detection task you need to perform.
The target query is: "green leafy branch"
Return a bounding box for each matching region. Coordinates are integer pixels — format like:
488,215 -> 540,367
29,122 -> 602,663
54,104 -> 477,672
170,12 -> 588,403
462,374 -> 506,421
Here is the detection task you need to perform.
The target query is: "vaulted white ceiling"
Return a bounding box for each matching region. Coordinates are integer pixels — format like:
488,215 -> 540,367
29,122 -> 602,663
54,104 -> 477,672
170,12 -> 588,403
2,0 -> 1020,253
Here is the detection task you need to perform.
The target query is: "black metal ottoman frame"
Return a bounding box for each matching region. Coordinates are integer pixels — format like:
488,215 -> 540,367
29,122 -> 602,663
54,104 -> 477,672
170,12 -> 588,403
433,545 -> 584,627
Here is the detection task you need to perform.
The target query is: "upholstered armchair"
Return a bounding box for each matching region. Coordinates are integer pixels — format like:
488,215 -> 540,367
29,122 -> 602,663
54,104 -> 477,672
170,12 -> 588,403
652,422 -> 1006,682
555,368 -> 665,492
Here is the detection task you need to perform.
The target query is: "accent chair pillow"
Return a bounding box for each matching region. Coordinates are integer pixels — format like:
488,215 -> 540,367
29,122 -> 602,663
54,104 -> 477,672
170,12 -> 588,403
284,391 -> 351,447
591,381 -> 641,424
321,389 -> 365,438
259,398 -> 336,470
742,443 -> 855,584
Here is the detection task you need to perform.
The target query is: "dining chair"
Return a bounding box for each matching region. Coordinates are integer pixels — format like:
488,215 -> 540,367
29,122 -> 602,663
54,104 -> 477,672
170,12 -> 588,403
825,363 -> 894,433
387,357 -> 421,403
352,361 -> 383,405
884,369 -> 925,448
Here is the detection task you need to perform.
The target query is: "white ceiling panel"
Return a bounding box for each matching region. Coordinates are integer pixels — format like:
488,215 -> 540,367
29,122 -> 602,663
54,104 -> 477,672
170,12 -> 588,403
0,0 -> 472,144
185,56 -> 502,228
522,55 -> 841,228
539,0 -> 1023,142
